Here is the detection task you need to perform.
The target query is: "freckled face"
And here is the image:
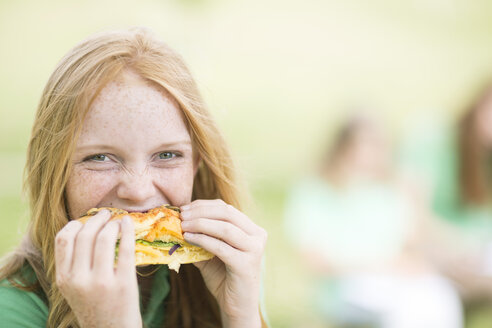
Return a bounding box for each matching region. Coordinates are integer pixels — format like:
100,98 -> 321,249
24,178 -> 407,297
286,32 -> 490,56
65,71 -> 197,219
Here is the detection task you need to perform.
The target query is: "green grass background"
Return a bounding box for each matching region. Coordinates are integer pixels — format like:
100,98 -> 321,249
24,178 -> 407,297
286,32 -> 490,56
3,0 -> 492,326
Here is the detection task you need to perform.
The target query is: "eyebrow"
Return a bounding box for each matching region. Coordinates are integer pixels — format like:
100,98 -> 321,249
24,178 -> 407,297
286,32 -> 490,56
152,141 -> 193,150
75,140 -> 193,153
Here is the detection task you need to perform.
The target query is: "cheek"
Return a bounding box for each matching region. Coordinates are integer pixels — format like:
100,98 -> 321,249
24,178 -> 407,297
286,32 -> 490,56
154,166 -> 196,206
65,169 -> 116,218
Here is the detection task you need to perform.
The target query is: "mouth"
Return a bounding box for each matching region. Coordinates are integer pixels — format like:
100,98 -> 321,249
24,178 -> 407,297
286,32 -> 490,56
124,208 -> 153,213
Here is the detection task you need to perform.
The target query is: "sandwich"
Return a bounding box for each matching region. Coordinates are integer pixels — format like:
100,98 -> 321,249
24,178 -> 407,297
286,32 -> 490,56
77,205 -> 214,272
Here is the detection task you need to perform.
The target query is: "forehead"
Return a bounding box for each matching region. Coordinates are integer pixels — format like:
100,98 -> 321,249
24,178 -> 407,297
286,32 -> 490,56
78,71 -> 190,148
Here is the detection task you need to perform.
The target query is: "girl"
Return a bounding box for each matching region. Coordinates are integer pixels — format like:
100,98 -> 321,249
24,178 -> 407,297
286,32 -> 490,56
0,27 -> 267,328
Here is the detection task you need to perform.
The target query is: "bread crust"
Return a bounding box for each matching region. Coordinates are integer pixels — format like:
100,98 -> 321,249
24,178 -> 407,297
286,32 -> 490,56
77,205 -> 214,272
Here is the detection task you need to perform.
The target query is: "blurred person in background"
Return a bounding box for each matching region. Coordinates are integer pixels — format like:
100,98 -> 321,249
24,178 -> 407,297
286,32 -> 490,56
399,81 -> 492,323
284,113 -> 463,328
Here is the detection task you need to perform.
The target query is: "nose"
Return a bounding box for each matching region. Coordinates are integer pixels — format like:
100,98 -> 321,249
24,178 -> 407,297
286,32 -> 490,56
116,166 -> 157,203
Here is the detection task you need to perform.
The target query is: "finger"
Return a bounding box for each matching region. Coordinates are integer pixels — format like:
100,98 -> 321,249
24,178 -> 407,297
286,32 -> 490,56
93,220 -> 120,276
181,218 -> 252,251
180,200 -> 258,235
55,220 -> 83,277
116,216 -> 136,277
184,232 -> 239,267
72,209 -> 112,273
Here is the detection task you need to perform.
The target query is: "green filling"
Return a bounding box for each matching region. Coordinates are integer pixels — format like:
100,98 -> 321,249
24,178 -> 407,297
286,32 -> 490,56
114,239 -> 179,261
115,241 -> 120,261
136,239 -> 179,248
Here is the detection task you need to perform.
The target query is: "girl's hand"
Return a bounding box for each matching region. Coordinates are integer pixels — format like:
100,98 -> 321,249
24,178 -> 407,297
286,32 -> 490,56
180,199 -> 267,328
55,211 -> 142,328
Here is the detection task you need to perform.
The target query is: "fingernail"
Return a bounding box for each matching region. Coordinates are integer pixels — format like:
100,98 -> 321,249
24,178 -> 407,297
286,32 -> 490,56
181,221 -> 190,229
180,211 -> 190,219
100,209 -> 111,218
183,232 -> 200,247
180,204 -> 190,211
122,215 -> 131,224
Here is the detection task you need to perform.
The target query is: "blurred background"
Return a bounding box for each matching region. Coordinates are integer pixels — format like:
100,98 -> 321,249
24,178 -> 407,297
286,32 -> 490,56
3,0 -> 492,327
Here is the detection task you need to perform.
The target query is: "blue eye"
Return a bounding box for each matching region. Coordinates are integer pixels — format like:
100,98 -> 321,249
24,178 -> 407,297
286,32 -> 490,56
159,152 -> 175,160
88,154 -> 108,162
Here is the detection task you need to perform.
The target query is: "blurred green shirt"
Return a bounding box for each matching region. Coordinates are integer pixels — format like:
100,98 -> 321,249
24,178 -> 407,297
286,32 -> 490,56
0,264 -> 170,328
399,115 -> 492,246
284,177 -> 410,267
284,176 -> 411,320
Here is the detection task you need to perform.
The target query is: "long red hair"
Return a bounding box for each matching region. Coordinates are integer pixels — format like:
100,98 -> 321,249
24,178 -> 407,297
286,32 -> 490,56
0,27 -> 244,327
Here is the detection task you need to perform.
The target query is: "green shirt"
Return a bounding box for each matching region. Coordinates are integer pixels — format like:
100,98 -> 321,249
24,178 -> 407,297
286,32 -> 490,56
0,264 -> 170,328
399,114 -> 492,247
284,177 -> 410,267
283,177 -> 411,318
